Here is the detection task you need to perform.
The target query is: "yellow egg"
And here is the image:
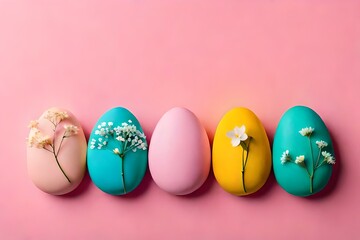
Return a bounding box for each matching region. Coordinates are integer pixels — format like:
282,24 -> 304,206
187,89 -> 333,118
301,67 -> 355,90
212,107 -> 271,196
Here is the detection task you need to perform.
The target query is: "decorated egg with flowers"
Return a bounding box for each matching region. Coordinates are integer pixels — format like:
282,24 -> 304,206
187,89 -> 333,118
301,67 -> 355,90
27,108 -> 87,195
273,106 -> 335,197
212,107 -> 272,196
87,107 -> 148,195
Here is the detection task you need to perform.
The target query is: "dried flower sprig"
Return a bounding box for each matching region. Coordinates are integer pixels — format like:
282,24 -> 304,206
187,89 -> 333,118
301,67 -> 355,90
27,110 -> 78,183
89,120 -> 147,194
280,127 -> 335,193
227,125 -> 252,193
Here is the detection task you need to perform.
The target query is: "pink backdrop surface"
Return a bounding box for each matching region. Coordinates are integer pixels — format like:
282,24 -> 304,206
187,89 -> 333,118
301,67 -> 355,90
1,1 -> 359,239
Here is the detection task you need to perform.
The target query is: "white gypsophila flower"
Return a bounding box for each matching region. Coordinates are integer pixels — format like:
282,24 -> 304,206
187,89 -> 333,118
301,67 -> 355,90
44,110 -> 68,124
113,148 -> 120,155
64,125 -> 79,137
326,156 -> 335,164
322,151 -> 331,158
226,125 -> 248,147
90,120 -> 147,154
299,127 -> 314,137
116,136 -> 125,142
322,151 -> 335,164
280,150 -> 290,164
316,140 -> 328,149
28,120 -> 39,129
28,128 -> 52,148
295,155 -> 305,164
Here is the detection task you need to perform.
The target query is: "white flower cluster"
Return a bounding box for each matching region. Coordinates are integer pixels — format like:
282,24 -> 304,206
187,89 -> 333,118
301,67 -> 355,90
299,127 -> 314,137
44,110 -> 69,125
90,120 -> 147,155
295,155 -> 305,164
316,140 -> 328,149
280,150 -> 290,164
281,127 -> 335,167
322,151 -> 336,164
27,110 -> 78,149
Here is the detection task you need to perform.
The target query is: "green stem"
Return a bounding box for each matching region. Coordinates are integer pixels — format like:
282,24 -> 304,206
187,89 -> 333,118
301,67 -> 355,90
54,152 -> 71,183
240,138 -> 252,194
308,136 -> 314,170
308,136 -> 315,194
315,147 -> 322,169
241,147 -> 247,193
119,154 -> 127,194
50,122 -> 71,183
56,135 -> 66,156
244,137 -> 252,168
316,159 -> 326,170
241,168 -> 246,193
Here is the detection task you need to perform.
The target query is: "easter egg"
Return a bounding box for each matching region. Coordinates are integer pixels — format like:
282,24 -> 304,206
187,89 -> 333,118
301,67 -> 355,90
27,108 -> 87,195
87,107 -> 148,195
149,107 -> 211,195
213,107 -> 271,196
273,106 -> 335,197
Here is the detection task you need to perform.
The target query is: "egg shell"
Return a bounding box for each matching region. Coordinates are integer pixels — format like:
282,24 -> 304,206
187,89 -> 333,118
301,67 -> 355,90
87,107 -> 148,195
27,108 -> 87,195
212,107 -> 271,196
273,106 -> 334,197
149,107 -> 211,195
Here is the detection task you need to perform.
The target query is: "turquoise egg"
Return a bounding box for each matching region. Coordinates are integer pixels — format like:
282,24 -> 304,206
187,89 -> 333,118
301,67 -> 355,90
87,107 -> 148,195
273,106 -> 335,197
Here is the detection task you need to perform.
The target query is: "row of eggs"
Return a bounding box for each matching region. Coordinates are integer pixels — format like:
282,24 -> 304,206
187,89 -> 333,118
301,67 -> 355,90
27,106 -> 335,197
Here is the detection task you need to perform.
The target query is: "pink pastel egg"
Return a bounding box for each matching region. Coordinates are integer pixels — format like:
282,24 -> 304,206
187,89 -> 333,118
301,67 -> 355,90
27,108 -> 87,195
149,107 -> 211,195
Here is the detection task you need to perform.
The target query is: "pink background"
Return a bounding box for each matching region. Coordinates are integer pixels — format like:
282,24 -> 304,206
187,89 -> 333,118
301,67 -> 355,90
1,1 -> 359,239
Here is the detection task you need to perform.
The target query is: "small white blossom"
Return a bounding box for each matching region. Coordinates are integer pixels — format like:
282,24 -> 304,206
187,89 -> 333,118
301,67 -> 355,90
64,125 -> 79,137
226,125 -> 248,147
108,122 -> 113,126
280,150 -> 290,164
316,140 -> 328,149
116,136 -> 125,142
44,110 -> 69,124
299,127 -> 314,137
295,155 -> 305,164
113,148 -> 120,155
28,128 -> 52,148
28,120 -> 39,129
322,151 -> 335,164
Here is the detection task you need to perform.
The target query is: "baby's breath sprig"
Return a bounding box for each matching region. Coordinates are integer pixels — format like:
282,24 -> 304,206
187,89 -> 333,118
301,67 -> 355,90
280,127 -> 335,193
27,110 -> 78,183
89,120 -> 147,193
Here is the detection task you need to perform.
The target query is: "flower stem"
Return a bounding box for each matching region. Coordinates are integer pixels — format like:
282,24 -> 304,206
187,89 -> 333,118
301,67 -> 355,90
54,153 -> 71,183
241,168 -> 246,193
119,154 -> 127,194
308,136 -> 315,194
240,138 -> 251,194
308,136 -> 314,170
51,126 -> 71,183
315,147 -> 322,169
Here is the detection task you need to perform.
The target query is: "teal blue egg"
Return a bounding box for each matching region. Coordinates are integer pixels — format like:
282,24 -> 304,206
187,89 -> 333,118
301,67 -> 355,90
87,107 -> 148,195
273,106 -> 335,197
